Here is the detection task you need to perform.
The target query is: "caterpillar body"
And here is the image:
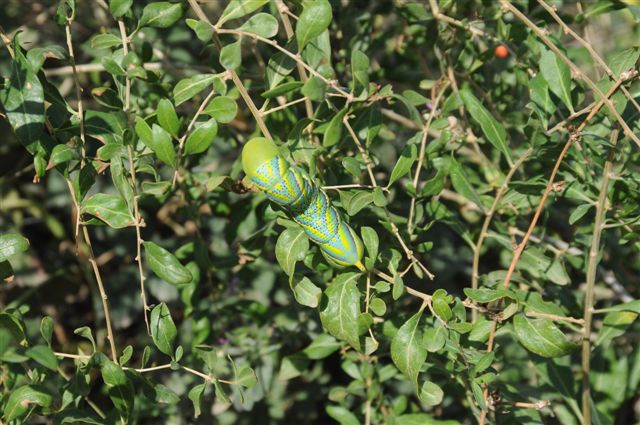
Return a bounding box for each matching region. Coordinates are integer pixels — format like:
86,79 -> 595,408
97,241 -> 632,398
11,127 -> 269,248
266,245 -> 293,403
242,138 -> 364,271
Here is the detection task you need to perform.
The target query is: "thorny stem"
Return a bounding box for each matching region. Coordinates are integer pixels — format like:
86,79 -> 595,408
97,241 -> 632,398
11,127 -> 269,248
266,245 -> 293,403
117,18 -> 150,334
471,148 -> 533,321
581,130 -> 618,424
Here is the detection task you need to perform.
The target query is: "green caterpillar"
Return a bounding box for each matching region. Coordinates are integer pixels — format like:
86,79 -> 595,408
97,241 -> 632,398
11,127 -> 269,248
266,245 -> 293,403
242,138 -> 364,271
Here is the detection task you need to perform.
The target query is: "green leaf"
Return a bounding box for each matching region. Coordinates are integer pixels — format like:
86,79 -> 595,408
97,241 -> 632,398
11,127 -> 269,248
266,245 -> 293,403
361,226 -> 379,268
188,383 -> 206,418
513,314 -> 578,358
236,366 -> 257,388
220,39 -> 242,70
351,49 -> 369,97
320,273 -> 362,351
326,405 -> 360,425
139,2 -> 183,28
609,48 -> 640,78
119,345 -> 133,365
275,227 -> 309,277
391,309 -> 426,388
217,0 -> 269,27
81,193 -> 135,228
238,13 -> 279,38
109,0 -> 132,18
150,303 -> 178,357
419,381 -> 444,406
459,88 -> 511,162
144,241 -> 193,285
157,98 -> 180,137
293,276 -> 322,307
203,96 -> 237,123
50,143 -> 78,166
347,191 -> 374,216
186,18 -> 213,42
599,300 -> 640,314
85,110 -> 127,144
369,297 -> 386,316
40,316 -> 54,346
569,203 -> 592,225
89,33 -> 122,49
540,47 -> 574,113
25,345 -> 58,371
261,81 -> 304,98
0,36 -> 45,153
185,119 -> 218,155
173,74 -> 220,106
463,288 -> 516,303
596,311 -> 638,347
74,326 -> 96,351
323,108 -> 348,147
101,359 -> 134,419
388,143 -> 417,187
296,0 -> 332,50
4,385 -> 54,421
303,334 -> 341,359
266,51 -> 296,89
0,233 -> 29,262
449,158 -> 484,211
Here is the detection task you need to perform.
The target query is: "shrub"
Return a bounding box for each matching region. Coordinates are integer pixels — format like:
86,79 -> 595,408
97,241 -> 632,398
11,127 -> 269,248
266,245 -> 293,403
1,0 -> 639,423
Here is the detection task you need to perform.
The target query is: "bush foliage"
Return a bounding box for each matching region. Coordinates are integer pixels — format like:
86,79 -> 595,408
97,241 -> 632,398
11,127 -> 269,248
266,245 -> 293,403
1,0 -> 640,424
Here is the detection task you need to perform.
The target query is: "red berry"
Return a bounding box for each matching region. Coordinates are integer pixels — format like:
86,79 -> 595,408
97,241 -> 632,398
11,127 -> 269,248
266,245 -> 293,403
495,45 -> 509,59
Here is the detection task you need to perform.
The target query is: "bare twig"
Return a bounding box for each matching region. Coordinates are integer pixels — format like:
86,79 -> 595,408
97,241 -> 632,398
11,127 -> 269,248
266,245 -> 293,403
581,129 -> 618,424
343,116 -> 377,187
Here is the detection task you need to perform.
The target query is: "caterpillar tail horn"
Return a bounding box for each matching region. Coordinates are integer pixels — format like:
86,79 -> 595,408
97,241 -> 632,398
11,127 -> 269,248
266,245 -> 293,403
242,137 -> 365,270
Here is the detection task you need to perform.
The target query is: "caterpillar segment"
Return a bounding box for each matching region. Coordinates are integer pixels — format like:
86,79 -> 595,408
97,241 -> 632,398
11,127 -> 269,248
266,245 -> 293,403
242,138 -> 365,271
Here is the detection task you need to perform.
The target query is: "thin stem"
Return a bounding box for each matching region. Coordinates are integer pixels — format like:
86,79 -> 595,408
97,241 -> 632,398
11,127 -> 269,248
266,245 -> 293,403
64,20 -> 86,165
117,18 -> 150,335
581,129 -> 618,424
172,88 -> 218,187
262,97 -> 308,116
471,148 -> 533,321
275,0 -> 315,120
525,310 -> 584,324
81,225 -> 118,363
407,81 -> 449,234
343,116 -> 377,187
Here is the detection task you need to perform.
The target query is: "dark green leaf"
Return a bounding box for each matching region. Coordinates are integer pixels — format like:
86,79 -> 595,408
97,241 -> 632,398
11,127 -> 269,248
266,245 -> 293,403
157,98 -> 180,137
391,309 -> 426,388
323,108 -> 348,147
150,303 -> 178,357
109,0 -> 132,18
217,0 -> 269,26
303,334 -> 341,359
220,40 -> 242,71
238,13 -> 279,38
513,314 -> 578,357
388,143 -> 417,187
296,0 -> 332,50
275,227 -> 309,277
203,96 -> 237,123
293,276 -> 322,307
81,194 -> 134,228
188,383 -> 206,417
540,47 -> 573,113
25,345 -> 58,371
185,119 -> 218,155
459,88 -> 511,162
173,74 -> 221,106
4,385 -> 54,421
139,2 -> 183,28
144,241 -> 193,285
320,273 -> 361,351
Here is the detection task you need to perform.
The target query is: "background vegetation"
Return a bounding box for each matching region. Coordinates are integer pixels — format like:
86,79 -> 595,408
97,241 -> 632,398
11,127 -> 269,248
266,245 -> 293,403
1,0 -> 640,423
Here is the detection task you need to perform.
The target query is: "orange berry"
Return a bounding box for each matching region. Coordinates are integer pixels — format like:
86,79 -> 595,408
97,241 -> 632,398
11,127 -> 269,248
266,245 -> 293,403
495,45 -> 509,59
